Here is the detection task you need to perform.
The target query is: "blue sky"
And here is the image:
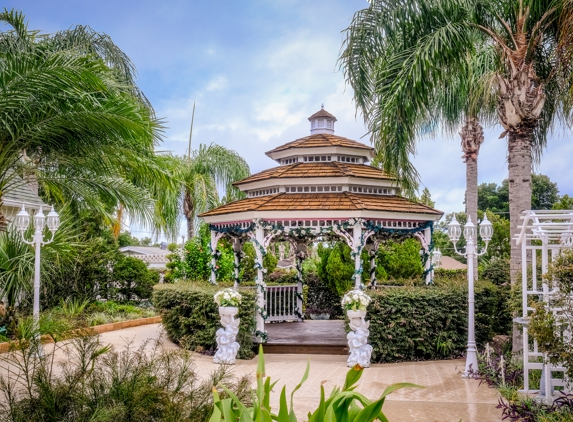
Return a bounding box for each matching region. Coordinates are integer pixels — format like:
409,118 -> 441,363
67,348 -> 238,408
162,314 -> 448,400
6,1 -> 573,238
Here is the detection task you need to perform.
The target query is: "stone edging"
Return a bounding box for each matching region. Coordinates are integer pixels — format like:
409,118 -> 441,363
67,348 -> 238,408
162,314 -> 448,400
0,315 -> 162,353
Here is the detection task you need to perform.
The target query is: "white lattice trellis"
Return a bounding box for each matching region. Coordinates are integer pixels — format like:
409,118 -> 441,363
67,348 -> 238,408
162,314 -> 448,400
516,210 -> 573,401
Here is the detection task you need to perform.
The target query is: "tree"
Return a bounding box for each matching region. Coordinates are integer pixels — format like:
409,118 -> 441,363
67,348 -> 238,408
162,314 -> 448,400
178,144 -> 250,239
531,174 -> 559,210
339,0 -> 573,291
478,174 -> 560,213
418,188 -> 435,208
478,182 -> 509,214
340,6 -> 498,281
553,194 -> 573,210
0,10 -> 180,237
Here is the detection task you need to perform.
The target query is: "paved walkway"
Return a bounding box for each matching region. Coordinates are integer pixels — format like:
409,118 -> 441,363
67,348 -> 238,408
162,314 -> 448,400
98,324 -> 503,421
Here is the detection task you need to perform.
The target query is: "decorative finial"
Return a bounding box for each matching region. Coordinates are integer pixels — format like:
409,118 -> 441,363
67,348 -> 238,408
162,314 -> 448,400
321,103 -> 324,109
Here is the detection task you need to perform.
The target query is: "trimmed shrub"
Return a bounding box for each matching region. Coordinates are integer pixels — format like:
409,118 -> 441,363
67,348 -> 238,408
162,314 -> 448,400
153,283 -> 256,359
113,256 -> 155,300
433,268 -> 467,286
366,282 -> 511,363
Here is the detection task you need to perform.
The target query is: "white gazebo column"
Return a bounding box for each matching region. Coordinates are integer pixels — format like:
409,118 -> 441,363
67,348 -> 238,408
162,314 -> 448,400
424,226 -> 433,285
232,237 -> 243,290
295,242 -> 307,321
254,223 -> 266,342
353,221 -> 363,289
366,241 -> 379,288
210,230 -> 218,284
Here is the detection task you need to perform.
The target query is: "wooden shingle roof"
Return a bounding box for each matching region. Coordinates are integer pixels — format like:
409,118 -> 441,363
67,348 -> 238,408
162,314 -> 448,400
265,134 -> 374,156
233,162 -> 394,186
199,193 -> 442,217
308,109 -> 337,121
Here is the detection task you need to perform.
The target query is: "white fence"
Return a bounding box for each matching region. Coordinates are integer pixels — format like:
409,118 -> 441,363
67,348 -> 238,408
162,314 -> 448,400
264,285 -> 302,322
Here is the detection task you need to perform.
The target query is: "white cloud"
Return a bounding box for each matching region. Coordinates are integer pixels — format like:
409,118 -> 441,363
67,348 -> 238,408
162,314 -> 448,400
206,75 -> 228,91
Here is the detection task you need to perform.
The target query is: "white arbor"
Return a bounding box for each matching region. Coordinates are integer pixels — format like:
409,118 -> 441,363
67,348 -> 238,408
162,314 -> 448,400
516,210 -> 573,401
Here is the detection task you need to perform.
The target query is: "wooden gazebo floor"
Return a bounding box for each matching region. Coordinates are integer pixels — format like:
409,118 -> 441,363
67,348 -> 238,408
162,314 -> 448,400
261,320 -> 348,355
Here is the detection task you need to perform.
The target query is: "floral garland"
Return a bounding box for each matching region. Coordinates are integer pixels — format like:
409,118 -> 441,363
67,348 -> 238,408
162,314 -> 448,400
207,244 -> 222,285
255,330 -> 268,343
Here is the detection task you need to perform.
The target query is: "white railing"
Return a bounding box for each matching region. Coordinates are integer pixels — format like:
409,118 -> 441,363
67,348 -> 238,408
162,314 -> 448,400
265,285 -> 302,322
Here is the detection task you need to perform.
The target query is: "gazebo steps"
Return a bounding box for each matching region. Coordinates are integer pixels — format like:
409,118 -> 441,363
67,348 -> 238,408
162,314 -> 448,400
258,320 -> 348,355
259,343 -> 347,355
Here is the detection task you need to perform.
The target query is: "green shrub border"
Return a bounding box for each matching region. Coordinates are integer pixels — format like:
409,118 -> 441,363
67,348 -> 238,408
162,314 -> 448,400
153,283 -> 256,359
364,282 -> 511,363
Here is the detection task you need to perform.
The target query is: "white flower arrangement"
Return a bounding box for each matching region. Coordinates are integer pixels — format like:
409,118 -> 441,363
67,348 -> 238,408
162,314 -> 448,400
341,289 -> 371,311
214,288 -> 242,307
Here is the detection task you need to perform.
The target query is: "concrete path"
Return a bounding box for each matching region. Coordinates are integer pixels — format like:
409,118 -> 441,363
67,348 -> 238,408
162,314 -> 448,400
97,324 -> 503,421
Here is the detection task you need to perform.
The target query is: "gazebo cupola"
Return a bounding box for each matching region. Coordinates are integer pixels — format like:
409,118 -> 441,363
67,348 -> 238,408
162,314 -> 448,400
309,104 -> 337,135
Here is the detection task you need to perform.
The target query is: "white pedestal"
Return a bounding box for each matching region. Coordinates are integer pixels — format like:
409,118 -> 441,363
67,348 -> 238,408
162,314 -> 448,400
214,306 -> 240,364
346,309 -> 372,368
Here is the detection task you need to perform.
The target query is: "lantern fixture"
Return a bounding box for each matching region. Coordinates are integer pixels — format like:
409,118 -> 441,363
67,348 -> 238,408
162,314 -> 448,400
464,216 -> 476,241
15,205 -> 30,232
447,214 -> 461,243
46,206 -> 60,233
479,214 -> 493,242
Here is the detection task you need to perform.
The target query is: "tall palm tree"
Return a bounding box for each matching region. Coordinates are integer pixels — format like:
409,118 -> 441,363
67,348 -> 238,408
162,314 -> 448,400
0,9 -> 180,237
340,0 -> 573,286
341,8 -> 497,278
178,144 -> 250,239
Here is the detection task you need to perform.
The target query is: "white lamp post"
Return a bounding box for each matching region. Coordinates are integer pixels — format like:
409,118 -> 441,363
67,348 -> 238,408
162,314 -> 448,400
447,213 -> 492,377
15,205 -> 60,332
432,248 -> 442,269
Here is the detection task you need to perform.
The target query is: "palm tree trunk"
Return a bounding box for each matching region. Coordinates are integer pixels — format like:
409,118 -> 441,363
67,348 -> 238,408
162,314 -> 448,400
183,189 -> 195,239
508,129 -> 533,354
460,118 -> 484,281
112,204 -> 124,239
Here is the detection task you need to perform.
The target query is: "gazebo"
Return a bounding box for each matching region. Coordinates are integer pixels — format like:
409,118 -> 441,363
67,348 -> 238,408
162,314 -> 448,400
199,107 -> 443,342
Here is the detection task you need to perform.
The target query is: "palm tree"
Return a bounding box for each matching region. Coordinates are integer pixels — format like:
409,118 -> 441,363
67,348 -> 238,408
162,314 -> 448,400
340,0 -> 573,285
178,144 -> 250,239
0,9 -> 180,237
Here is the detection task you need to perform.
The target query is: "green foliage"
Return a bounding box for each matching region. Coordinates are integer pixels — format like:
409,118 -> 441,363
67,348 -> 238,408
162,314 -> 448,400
0,332 -> 251,422
324,243 -> 354,295
433,268 -> 467,286
113,256 -> 155,300
366,282 -> 511,363
418,187 -> 435,208
117,231 -> 142,247
529,249 -> 573,379
480,257 -> 511,286
378,239 -> 423,281
210,345 -> 422,421
153,283 -> 256,359
478,175 -> 562,213
553,194 -> 573,210
41,230 -> 157,305
478,182 -> 509,214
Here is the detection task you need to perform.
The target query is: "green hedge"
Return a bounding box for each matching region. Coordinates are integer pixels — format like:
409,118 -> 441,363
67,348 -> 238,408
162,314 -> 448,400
153,283 -> 256,359
366,282 -> 511,363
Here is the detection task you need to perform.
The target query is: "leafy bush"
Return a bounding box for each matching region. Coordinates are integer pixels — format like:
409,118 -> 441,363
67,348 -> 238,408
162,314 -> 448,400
433,268 -> 467,285
0,331 -> 252,422
378,238 -> 424,280
113,256 -> 155,299
366,282 -> 511,363
529,248 -> 573,380
153,283 -> 256,359
480,257 -> 511,285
